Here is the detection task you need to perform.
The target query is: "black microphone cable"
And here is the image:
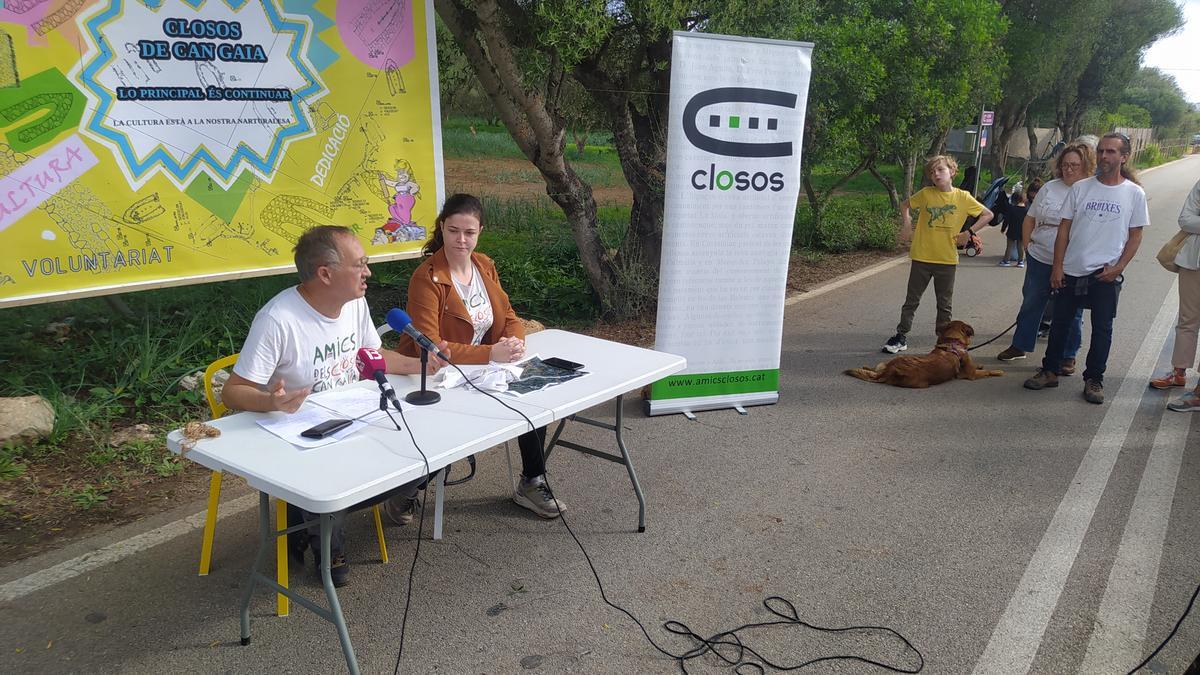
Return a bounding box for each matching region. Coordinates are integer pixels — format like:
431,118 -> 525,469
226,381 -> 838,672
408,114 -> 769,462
1126,580 -> 1200,674
403,360 -> 927,674
375,402 -> 433,675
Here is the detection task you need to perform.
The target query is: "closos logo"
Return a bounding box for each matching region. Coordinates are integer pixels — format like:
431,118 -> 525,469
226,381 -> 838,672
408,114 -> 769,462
682,87 -> 797,193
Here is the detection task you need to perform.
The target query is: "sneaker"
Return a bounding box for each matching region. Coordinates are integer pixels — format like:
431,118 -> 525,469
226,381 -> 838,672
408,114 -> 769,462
1024,369 -> 1059,390
312,547 -> 349,587
996,346 -> 1027,362
513,475 -> 566,519
1149,371 -> 1187,389
1083,379 -> 1104,404
1058,358 -> 1076,376
998,260 -> 1012,267
1037,325 -> 1051,339
1167,393 -> 1200,412
882,334 -> 908,354
381,495 -> 420,527
1016,260 -> 1025,268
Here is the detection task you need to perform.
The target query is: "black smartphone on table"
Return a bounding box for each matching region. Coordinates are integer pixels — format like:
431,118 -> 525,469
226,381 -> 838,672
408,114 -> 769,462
300,418 -> 353,439
542,357 -> 584,371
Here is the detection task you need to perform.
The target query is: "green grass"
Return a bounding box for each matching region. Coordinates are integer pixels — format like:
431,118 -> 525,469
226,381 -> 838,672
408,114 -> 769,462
442,124 -> 621,169
807,163 -> 909,194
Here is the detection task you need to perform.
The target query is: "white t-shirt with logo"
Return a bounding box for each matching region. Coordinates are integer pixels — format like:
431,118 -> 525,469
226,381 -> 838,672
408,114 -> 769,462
233,286 -> 381,394
1060,176 -> 1150,277
453,265 -> 493,345
1025,179 -> 1072,265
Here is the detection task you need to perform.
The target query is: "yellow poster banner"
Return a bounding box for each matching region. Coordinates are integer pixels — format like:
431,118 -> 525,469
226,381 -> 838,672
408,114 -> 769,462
0,0 -> 442,308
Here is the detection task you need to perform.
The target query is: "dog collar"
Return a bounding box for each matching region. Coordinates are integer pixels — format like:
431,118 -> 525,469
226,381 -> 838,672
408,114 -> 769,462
937,339 -> 969,355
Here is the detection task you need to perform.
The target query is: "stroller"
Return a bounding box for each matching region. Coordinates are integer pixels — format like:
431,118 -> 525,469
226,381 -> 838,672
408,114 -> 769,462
958,176 -> 1009,257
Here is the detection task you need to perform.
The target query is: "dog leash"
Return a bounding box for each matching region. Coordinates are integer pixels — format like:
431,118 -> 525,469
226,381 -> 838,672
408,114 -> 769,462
967,320 -> 1017,352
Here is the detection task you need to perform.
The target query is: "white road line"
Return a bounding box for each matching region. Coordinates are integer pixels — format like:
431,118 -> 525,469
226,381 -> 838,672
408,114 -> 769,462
973,283 -> 1179,675
784,255 -> 907,306
0,492 -> 258,603
1080,337 -> 1192,671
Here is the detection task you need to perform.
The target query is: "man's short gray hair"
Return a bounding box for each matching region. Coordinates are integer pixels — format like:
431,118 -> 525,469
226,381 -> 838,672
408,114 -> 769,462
294,225 -> 352,282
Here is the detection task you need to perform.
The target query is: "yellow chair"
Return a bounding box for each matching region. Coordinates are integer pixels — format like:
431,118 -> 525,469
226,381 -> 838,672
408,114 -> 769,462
197,354 -> 390,617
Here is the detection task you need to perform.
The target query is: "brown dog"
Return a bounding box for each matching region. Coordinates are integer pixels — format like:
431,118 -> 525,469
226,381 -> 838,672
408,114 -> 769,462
845,320 -> 1003,388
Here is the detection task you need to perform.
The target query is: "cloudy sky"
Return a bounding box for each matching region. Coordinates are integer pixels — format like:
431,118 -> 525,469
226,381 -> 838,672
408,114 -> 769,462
1142,0 -> 1200,105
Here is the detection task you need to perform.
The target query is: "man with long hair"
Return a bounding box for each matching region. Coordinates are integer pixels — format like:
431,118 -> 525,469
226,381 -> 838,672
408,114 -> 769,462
1023,133 -> 1149,404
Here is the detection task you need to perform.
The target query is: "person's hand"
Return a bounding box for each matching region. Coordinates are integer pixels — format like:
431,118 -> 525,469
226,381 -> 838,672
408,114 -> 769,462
490,336 -> 525,363
954,231 -> 971,246
269,381 -> 309,414
1050,266 -> 1065,289
426,341 -> 450,373
1096,263 -> 1122,282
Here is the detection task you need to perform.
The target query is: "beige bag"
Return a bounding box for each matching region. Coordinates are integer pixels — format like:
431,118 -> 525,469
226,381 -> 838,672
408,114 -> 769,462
1157,230 -> 1189,272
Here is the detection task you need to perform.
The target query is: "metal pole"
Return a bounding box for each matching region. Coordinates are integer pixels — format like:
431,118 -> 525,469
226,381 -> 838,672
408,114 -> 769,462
973,103 -> 986,197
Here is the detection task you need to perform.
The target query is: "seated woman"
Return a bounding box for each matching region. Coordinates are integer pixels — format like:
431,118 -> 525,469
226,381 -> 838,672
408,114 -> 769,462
398,193 -> 565,518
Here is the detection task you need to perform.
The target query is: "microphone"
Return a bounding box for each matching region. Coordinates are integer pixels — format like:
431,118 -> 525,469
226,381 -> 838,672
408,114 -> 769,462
356,347 -> 401,409
386,308 -> 452,362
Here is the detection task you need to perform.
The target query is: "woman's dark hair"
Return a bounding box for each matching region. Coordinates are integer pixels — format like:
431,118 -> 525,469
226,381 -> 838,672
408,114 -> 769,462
423,193 -> 484,256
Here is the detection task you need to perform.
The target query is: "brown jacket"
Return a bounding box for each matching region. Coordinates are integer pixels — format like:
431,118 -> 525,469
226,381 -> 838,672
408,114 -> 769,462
397,248 -> 524,364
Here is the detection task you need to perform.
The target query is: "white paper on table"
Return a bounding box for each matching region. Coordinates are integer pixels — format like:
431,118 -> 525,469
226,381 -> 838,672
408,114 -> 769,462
255,403 -> 369,449
435,360 -> 523,392
308,386 -> 389,421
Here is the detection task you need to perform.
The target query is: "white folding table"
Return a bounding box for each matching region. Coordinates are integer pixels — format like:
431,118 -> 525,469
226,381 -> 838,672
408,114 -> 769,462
166,330 -> 684,674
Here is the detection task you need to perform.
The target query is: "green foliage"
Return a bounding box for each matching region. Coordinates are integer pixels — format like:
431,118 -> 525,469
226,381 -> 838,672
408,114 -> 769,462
1121,67 -> 1191,130
442,126 -> 527,159
368,196 -> 614,322
59,484 -> 110,511
0,447 -> 27,481
795,195 -> 896,253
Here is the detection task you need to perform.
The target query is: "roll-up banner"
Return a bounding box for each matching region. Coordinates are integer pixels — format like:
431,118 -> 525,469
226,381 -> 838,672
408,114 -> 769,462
0,0 -> 442,308
648,32 -> 812,416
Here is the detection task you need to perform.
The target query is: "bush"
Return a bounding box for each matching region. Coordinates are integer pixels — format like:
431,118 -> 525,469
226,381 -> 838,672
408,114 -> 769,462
794,195 -> 897,252
1140,143 -> 1163,167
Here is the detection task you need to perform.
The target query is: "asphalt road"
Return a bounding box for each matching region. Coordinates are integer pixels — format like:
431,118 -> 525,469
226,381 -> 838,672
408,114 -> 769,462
3,156 -> 1199,674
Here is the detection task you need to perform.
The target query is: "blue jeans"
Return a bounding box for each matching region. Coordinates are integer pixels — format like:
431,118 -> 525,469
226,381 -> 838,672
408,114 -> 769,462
1042,271 -> 1122,384
1011,256 -> 1083,355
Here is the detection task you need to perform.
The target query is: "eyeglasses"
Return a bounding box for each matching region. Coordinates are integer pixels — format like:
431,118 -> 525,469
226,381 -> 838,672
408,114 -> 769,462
329,257 -> 370,271
1061,162 -> 1083,169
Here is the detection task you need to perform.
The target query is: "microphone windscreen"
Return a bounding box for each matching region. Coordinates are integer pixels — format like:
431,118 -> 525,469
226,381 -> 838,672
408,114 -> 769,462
386,308 -> 413,333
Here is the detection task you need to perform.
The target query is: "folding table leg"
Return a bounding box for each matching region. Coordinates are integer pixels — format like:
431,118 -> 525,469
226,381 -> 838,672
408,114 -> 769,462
239,492 -> 271,645
318,513 -> 359,675
612,395 -> 647,532
433,468 -> 446,540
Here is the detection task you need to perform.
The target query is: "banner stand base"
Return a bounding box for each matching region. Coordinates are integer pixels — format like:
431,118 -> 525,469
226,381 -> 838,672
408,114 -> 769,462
645,392 -> 778,417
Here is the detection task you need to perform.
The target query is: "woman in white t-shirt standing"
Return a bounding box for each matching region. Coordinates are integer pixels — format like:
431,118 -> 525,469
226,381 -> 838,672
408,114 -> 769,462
401,194 -> 566,519
995,142 -> 1095,369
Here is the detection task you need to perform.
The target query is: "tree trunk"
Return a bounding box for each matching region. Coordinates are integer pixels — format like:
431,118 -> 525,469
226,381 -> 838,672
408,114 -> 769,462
571,128 -> 589,157
901,150 -> 918,203
927,129 -> 949,157
868,161 -> 899,211
1024,119 -> 1042,181
436,0 -> 619,314
990,101 -> 1030,180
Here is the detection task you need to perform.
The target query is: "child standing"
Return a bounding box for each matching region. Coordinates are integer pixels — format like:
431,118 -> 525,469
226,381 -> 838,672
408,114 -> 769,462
999,186 -> 1034,267
882,156 -> 993,353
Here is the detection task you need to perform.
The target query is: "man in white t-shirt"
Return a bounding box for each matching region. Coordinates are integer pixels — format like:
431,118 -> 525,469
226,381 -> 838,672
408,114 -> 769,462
1024,133 -> 1149,404
222,225 -> 447,587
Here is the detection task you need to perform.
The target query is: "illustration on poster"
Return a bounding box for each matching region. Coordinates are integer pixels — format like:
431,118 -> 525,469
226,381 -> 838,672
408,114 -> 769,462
0,0 -> 438,308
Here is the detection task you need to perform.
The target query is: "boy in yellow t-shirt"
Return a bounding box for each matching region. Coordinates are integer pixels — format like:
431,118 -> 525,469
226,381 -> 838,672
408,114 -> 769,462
882,155 -> 992,353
